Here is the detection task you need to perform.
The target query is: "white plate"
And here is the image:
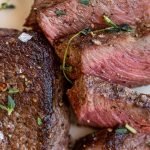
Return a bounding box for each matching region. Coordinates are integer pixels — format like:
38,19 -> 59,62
0,0 -> 149,143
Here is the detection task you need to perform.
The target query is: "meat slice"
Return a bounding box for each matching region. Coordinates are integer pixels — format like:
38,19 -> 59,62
0,29 -> 69,150
25,0 -> 65,27
73,130 -> 150,150
55,32 -> 150,87
67,75 -> 150,132
37,0 -> 150,43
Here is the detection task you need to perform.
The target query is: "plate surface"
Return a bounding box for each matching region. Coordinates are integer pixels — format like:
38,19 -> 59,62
0,0 -> 149,142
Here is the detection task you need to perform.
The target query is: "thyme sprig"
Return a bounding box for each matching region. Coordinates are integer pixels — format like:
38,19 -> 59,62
62,15 -> 132,83
62,32 -> 81,83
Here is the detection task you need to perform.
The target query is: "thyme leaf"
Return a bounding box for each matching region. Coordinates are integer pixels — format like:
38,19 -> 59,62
0,96 -> 15,116
119,24 -> 132,32
103,15 -> 118,28
80,28 -> 92,35
8,87 -> 19,94
79,0 -> 90,5
37,117 -> 42,126
115,128 -> 128,134
55,9 -> 66,16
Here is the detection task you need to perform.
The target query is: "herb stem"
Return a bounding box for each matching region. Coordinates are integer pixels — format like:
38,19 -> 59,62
93,27 -> 114,33
62,32 -> 81,83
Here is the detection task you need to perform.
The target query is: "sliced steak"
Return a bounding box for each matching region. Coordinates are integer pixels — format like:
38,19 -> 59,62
25,0 -> 65,27
37,0 -> 150,43
73,130 -> 150,150
67,75 -> 150,131
0,29 -> 69,150
55,32 -> 150,87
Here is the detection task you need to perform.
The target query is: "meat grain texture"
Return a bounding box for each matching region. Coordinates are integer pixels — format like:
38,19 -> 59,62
37,0 -> 150,43
0,29 -> 69,150
73,130 -> 150,150
67,75 -> 150,132
55,32 -> 150,87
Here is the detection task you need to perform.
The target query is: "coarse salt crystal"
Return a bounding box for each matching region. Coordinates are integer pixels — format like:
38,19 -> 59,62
18,32 -> 32,42
0,131 -> 4,140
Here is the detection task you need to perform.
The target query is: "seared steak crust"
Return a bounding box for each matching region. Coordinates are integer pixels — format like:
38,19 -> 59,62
67,75 -> 150,131
55,32 -> 150,87
38,0 -> 150,43
73,130 -> 150,150
0,29 -> 69,150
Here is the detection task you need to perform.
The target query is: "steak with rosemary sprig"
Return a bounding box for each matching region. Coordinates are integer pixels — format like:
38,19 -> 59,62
37,0 -> 150,43
55,31 -> 150,87
73,129 -> 150,150
0,29 -> 69,150
67,75 -> 150,131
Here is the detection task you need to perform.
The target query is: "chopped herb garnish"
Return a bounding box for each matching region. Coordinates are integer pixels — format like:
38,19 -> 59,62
80,28 -> 92,35
37,117 -> 42,126
103,15 -> 118,28
0,2 -> 15,10
8,87 -> 19,94
79,0 -> 90,5
0,96 -> 15,116
125,124 -> 137,134
115,128 -> 128,134
55,9 -> 66,16
119,24 -> 132,32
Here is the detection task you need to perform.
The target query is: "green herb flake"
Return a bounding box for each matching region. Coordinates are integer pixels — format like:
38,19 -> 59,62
0,96 -> 15,116
115,128 -> 128,134
80,28 -> 92,35
0,2 -> 15,10
37,117 -> 42,126
103,15 -> 118,28
8,87 -> 19,94
79,0 -> 90,5
55,9 -> 66,16
7,96 -> 15,115
119,24 -> 132,32
125,124 -> 137,134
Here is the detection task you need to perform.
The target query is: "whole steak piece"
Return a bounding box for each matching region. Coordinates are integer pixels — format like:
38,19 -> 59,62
67,75 -> 150,132
0,29 -> 69,150
73,130 -> 150,150
37,0 -> 150,43
55,32 -> 150,87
